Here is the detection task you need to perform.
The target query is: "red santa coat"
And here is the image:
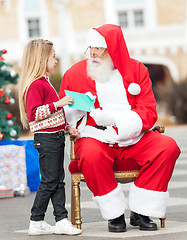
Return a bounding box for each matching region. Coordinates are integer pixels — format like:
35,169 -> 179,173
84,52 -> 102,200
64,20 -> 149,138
60,25 -> 157,145
59,25 -> 180,220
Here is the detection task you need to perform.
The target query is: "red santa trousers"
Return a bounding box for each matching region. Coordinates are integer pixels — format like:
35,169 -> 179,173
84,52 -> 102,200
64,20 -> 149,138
74,130 -> 181,219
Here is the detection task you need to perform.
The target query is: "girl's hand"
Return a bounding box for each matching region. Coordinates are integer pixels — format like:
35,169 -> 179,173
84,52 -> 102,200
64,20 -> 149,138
67,126 -> 79,138
55,96 -> 74,108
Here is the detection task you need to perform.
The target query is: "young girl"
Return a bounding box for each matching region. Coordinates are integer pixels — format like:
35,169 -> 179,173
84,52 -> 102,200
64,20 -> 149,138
19,39 -> 81,236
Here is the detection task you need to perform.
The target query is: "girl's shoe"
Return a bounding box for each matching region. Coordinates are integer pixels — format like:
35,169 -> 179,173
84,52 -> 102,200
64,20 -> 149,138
28,220 -> 54,236
54,218 -> 82,235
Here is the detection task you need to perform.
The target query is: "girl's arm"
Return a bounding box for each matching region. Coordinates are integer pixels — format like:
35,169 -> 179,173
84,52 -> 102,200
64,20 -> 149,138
54,96 -> 74,109
26,83 -> 74,123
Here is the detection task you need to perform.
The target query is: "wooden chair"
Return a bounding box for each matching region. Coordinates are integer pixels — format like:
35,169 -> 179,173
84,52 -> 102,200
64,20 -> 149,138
68,126 -> 166,230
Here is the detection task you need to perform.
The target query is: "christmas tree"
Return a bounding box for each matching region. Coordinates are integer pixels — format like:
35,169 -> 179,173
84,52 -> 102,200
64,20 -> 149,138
0,49 -> 21,140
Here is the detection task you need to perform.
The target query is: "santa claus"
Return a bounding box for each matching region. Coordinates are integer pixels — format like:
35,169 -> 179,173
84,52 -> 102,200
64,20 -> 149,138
59,24 -> 180,232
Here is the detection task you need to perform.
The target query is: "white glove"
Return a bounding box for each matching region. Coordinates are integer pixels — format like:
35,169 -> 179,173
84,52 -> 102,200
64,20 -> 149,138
90,108 -> 114,126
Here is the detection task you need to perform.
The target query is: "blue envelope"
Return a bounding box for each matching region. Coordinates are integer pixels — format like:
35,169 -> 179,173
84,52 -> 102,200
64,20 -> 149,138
65,90 -> 95,112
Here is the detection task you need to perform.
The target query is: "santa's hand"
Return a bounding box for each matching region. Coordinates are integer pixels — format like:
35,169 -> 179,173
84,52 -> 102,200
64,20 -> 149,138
90,108 -> 114,126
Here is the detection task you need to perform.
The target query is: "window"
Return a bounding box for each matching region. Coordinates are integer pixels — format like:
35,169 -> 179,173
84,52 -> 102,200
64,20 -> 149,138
134,10 -> 144,26
27,18 -> 41,38
118,9 -> 144,29
118,12 -> 128,28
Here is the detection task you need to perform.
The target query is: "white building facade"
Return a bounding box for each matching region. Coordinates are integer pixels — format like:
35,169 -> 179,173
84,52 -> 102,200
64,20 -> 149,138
0,0 -> 187,84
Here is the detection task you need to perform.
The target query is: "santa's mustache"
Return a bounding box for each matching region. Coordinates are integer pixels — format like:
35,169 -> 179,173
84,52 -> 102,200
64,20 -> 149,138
89,57 -> 102,64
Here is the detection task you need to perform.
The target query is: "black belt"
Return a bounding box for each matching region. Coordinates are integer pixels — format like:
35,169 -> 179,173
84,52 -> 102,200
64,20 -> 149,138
55,131 -> 65,137
94,126 -> 107,130
47,131 -> 65,137
35,131 -> 65,138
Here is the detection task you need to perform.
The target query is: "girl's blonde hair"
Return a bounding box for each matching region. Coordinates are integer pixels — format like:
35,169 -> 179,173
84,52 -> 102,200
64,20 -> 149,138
19,39 -> 53,128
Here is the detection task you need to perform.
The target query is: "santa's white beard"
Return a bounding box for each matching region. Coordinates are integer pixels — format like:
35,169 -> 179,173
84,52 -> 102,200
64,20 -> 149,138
87,55 -> 114,83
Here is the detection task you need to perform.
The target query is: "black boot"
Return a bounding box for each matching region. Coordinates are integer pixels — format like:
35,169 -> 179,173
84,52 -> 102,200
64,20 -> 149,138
108,214 -> 126,232
130,212 -> 158,231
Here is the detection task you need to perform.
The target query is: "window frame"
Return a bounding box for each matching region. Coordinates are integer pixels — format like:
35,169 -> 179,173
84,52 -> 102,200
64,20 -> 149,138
118,8 -> 145,29
27,17 -> 41,38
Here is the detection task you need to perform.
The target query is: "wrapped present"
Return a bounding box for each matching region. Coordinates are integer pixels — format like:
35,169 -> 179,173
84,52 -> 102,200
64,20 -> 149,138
0,145 -> 27,190
0,186 -> 14,198
0,140 -> 40,191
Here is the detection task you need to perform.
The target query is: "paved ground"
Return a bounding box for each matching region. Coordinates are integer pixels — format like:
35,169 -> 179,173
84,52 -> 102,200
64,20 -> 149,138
0,125 -> 187,240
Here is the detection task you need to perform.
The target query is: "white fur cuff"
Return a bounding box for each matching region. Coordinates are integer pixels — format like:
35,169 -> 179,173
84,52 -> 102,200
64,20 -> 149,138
128,183 -> 169,218
93,183 -> 126,220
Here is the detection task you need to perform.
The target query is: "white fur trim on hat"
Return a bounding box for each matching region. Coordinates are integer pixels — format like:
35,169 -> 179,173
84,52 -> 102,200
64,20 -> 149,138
128,183 -> 169,218
93,183 -> 126,220
128,83 -> 141,95
86,27 -> 107,48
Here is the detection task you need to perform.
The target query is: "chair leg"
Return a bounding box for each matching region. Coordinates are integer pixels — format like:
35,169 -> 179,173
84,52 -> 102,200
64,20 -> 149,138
160,216 -> 166,228
71,175 -> 82,229
71,177 -> 76,225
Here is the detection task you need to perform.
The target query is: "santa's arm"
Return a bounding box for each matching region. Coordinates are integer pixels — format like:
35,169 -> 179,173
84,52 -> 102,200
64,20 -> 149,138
90,63 -> 157,140
131,63 -> 157,130
112,63 -> 157,140
59,71 -> 86,128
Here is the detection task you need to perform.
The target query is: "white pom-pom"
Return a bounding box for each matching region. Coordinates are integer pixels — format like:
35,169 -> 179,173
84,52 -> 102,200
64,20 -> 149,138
128,83 -> 141,95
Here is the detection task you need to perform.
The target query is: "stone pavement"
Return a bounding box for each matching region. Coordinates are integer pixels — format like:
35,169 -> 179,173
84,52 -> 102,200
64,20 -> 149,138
0,125 -> 187,240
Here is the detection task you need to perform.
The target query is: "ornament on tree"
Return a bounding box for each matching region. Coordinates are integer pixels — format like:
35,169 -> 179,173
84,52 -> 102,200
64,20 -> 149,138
6,113 -> 13,120
0,48 -> 21,140
9,98 -> 15,104
1,65 -> 6,72
2,49 -> 7,54
0,89 -> 4,97
4,96 -> 10,104
10,129 -> 17,137
7,120 -> 14,126
10,70 -> 16,77
0,132 -> 4,140
5,87 -> 11,94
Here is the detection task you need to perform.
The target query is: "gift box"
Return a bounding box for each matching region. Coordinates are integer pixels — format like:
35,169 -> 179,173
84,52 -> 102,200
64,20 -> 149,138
0,187 -> 14,198
0,140 -> 40,191
0,144 -> 27,190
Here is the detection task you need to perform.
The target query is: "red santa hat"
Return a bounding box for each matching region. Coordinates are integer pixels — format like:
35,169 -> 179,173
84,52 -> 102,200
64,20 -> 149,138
86,25 -> 141,96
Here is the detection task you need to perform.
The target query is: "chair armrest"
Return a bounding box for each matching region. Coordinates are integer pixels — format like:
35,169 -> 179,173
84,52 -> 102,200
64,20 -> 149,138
152,126 -> 165,133
70,135 -> 76,161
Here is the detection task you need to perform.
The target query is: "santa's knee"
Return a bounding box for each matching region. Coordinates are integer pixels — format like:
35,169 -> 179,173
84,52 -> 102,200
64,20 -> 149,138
80,149 -> 109,179
161,136 -> 181,161
81,149 -> 102,166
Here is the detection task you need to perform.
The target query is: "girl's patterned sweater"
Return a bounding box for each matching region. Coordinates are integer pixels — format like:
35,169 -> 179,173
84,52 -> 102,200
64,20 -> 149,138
26,76 -> 66,133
